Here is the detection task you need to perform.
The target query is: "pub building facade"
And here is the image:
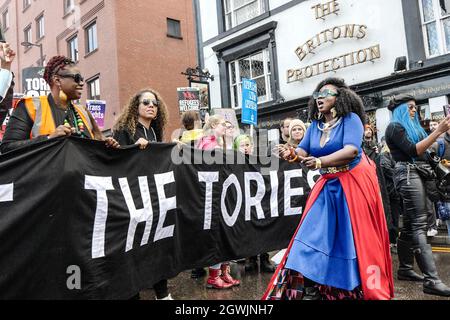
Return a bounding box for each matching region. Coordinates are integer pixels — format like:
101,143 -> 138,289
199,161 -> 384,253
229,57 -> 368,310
194,0 -> 450,141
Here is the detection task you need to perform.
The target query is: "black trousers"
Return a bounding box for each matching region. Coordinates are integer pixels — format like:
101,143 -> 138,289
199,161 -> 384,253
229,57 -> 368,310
394,163 -> 428,245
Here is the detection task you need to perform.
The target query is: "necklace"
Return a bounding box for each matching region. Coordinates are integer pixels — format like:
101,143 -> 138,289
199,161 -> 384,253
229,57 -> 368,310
64,104 -> 86,138
318,117 -> 342,147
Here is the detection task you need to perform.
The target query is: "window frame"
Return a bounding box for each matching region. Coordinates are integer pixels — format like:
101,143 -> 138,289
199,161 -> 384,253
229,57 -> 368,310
223,0 -> 266,30
87,76 -> 101,100
2,9 -> 9,31
85,20 -> 98,55
67,34 -> 79,62
419,0 -> 450,58
228,48 -> 272,109
167,18 -> 182,39
64,0 -> 75,15
24,24 -> 32,45
23,0 -> 31,11
36,14 -> 45,40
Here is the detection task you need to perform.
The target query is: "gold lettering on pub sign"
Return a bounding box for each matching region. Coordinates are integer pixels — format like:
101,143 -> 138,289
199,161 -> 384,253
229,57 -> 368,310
287,45 -> 381,83
287,0 -> 381,83
295,24 -> 367,62
312,0 -> 340,20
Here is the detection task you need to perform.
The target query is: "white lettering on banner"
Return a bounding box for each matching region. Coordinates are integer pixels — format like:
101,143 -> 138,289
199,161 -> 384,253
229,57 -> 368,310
284,170 -> 304,216
85,176 -> 114,259
221,174 -> 243,227
244,172 -> 266,221
270,171 -> 279,218
119,177 -> 154,252
199,172 -> 220,230
0,183 -> 13,202
154,172 -> 177,242
243,81 -> 257,92
307,169 -> 321,189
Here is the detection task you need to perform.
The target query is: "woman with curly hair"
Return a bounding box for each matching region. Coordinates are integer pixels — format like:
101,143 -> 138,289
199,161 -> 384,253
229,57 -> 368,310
263,77 -> 394,300
113,88 -> 168,149
112,88 -> 172,300
1,55 -> 119,153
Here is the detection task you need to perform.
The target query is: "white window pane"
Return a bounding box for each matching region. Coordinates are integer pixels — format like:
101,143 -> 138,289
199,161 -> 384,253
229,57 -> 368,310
251,52 -> 264,78
224,0 -> 231,12
422,0 -> 435,22
426,22 -> 440,55
235,2 -> 259,25
225,13 -> 232,29
443,17 -> 450,52
255,77 -> 267,102
239,58 -> 251,79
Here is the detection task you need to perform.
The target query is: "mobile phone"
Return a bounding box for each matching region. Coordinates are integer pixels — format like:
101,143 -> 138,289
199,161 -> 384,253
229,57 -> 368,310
443,105 -> 450,117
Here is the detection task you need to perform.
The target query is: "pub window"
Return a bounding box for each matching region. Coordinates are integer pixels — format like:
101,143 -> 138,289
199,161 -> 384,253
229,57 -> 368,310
228,48 -> 272,109
87,76 -> 101,100
67,35 -> 79,62
224,0 -> 266,30
419,0 -> 450,57
167,18 -> 182,39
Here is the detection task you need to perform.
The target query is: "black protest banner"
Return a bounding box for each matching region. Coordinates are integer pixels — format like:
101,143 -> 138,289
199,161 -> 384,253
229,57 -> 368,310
0,137 -> 312,299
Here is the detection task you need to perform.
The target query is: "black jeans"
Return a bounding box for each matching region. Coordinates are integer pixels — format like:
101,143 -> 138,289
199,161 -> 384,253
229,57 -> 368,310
394,163 -> 428,246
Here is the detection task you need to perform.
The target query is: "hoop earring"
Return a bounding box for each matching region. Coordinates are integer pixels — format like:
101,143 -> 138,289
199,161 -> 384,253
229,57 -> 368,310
59,89 -> 68,104
331,108 -> 337,119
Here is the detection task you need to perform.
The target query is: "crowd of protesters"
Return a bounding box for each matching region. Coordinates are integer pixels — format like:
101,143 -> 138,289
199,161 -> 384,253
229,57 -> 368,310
1,41 -> 450,300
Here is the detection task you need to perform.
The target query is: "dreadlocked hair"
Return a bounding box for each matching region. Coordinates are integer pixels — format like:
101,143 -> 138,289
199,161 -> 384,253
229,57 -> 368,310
113,88 -> 169,142
44,56 -> 75,86
308,77 -> 366,125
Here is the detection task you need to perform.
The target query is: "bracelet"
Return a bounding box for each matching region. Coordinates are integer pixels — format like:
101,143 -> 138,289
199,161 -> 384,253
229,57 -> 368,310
315,158 -> 322,169
288,155 -> 299,163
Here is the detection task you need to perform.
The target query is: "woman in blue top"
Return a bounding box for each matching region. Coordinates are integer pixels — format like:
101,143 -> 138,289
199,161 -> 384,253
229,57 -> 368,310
263,78 -> 393,300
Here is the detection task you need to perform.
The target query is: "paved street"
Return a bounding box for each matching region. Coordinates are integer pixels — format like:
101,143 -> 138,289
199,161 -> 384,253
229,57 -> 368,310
141,248 -> 450,300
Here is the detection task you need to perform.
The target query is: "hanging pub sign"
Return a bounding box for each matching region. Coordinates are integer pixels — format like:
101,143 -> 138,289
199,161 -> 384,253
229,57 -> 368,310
177,87 -> 200,113
22,67 -> 50,97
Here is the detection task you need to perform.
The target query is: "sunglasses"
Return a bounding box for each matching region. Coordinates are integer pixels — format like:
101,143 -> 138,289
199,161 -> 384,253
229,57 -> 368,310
407,104 -> 417,110
58,73 -> 84,84
141,99 -> 160,107
313,89 -> 339,100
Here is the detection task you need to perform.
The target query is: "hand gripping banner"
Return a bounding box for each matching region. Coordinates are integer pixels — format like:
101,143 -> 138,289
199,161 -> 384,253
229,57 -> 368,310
0,137 -> 313,299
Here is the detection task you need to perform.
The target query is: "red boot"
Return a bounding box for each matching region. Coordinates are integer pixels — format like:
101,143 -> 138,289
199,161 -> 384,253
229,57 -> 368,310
220,263 -> 240,286
206,268 -> 233,289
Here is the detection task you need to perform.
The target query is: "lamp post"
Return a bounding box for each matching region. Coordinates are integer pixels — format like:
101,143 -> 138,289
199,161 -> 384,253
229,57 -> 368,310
21,41 -> 44,67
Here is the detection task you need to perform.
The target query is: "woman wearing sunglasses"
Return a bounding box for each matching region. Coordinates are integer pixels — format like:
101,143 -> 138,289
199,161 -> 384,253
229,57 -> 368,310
112,88 -> 172,300
264,78 -> 394,300
385,94 -> 450,297
0,55 -> 119,153
113,89 -> 168,149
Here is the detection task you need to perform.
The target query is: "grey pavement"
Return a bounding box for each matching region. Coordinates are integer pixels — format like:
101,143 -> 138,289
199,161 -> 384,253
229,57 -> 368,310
140,249 -> 450,300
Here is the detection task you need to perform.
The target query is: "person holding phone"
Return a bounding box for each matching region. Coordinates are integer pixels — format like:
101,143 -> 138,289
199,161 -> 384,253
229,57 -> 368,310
385,93 -> 450,297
